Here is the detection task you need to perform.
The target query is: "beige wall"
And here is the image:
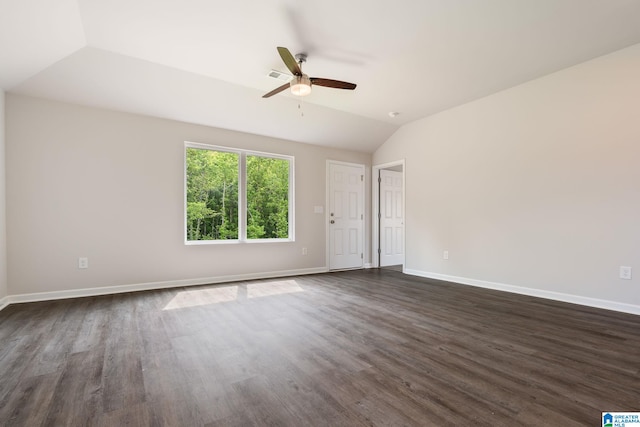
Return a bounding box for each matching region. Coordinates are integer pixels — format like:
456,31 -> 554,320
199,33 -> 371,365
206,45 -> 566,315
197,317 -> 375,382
0,91 -> 6,300
6,94 -> 371,296
374,43 -> 640,309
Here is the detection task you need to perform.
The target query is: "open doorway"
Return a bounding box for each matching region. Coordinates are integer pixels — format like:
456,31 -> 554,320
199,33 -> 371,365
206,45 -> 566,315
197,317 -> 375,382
372,160 -> 405,270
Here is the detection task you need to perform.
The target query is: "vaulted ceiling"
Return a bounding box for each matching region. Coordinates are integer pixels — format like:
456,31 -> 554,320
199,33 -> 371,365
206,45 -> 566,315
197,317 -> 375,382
3,0 -> 640,152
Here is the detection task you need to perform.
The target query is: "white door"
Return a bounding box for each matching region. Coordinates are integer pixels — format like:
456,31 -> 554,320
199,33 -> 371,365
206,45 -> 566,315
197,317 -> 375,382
328,162 -> 364,270
379,169 -> 404,266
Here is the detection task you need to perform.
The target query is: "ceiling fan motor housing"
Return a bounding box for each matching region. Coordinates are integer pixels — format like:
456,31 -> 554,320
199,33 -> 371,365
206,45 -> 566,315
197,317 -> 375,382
290,74 -> 312,96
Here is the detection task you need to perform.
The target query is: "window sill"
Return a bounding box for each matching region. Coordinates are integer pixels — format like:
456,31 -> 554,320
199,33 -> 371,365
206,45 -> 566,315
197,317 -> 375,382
185,238 -> 294,246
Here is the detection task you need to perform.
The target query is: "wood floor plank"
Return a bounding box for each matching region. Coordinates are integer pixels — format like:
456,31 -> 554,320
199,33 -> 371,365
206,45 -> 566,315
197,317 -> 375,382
43,349 -> 105,426
230,375 -> 302,427
95,402 -> 153,427
0,269 -> 638,426
0,372 -> 61,426
100,293 -> 146,413
261,360 -> 369,427
70,297 -> 112,354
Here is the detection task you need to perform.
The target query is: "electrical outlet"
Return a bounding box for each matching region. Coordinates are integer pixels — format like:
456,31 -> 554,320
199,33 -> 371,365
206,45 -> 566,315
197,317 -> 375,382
302,247 -> 308,255
443,250 -> 449,260
78,257 -> 89,269
620,266 -> 632,280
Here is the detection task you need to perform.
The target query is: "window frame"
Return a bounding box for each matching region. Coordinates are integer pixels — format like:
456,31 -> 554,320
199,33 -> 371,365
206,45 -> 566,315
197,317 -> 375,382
184,142 -> 295,245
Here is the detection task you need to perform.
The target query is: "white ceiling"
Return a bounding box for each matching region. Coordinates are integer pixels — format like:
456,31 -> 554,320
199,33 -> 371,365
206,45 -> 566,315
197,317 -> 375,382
3,0 -> 640,152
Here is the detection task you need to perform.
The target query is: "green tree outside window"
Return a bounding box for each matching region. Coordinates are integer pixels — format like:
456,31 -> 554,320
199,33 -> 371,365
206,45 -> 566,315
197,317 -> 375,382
186,146 -> 292,242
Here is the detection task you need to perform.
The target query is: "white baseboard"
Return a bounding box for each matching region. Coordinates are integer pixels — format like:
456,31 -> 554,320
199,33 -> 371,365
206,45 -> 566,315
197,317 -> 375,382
404,269 -> 640,316
2,267 -> 328,308
0,296 -> 9,312
5,267 -> 637,317
364,263 -> 373,269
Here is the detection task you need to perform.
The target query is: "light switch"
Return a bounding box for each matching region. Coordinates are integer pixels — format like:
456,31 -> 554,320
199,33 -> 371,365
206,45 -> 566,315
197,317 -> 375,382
620,266 -> 632,280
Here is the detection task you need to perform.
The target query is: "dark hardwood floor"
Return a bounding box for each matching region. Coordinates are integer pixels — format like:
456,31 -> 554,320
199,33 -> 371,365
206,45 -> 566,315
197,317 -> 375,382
0,269 -> 638,426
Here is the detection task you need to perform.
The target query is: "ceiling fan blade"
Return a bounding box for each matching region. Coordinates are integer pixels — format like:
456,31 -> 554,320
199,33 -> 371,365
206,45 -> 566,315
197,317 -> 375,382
310,78 -> 357,90
262,82 -> 290,98
277,47 -> 302,76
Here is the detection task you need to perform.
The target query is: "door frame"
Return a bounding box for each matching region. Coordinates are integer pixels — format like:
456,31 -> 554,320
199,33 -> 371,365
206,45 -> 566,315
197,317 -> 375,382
372,159 -> 406,269
326,160 -> 366,270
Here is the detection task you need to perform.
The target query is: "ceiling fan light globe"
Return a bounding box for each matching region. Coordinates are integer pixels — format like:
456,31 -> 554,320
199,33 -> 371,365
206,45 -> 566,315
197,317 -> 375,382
290,74 -> 312,96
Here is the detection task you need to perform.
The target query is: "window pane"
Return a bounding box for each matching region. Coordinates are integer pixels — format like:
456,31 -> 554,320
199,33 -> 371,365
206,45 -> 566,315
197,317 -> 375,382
186,148 -> 239,240
246,155 -> 290,239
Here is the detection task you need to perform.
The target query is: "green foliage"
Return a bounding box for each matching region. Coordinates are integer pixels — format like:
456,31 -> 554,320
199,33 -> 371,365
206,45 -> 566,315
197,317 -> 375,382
247,156 -> 290,239
186,148 -> 238,240
186,148 -> 290,241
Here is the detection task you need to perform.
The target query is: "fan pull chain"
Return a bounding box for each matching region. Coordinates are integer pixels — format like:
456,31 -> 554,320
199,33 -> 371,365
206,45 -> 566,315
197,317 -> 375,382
298,96 -> 304,117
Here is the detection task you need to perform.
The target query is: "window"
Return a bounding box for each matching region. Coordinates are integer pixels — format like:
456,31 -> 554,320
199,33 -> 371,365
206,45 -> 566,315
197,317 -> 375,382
185,148 -> 239,241
185,143 -> 294,243
246,155 -> 291,239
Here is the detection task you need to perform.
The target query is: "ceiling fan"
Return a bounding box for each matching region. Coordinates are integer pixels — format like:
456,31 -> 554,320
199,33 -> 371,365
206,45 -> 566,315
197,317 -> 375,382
263,47 -> 357,98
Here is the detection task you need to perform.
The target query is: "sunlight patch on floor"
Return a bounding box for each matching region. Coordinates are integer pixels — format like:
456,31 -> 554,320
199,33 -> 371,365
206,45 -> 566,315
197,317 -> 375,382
162,279 -> 304,310
247,280 -> 304,299
163,285 -> 238,310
